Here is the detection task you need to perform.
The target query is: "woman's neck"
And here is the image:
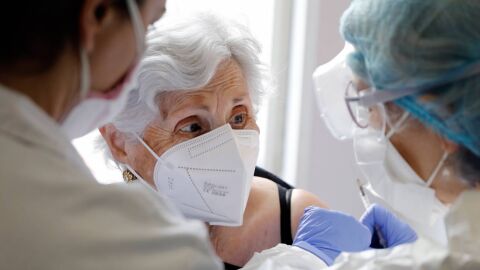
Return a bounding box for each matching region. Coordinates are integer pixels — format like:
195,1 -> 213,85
0,49 -> 79,122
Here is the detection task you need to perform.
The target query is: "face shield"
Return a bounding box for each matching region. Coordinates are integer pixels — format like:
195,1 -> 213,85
313,43 -> 427,142
312,43 -> 356,140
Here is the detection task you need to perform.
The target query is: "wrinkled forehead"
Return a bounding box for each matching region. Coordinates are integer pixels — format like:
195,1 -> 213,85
154,59 -> 251,117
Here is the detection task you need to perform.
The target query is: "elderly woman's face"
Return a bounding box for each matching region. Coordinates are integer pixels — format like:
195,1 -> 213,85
124,59 -> 258,185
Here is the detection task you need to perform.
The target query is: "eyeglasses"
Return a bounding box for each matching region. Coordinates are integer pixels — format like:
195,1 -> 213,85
344,81 -> 388,129
344,81 -> 374,129
345,81 -> 415,142
344,81 -> 393,142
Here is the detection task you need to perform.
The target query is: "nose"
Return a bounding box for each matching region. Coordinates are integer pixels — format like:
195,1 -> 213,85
211,116 -> 229,130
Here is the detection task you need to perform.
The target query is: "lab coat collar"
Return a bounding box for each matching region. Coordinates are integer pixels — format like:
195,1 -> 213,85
0,84 -> 88,171
445,190 -> 480,256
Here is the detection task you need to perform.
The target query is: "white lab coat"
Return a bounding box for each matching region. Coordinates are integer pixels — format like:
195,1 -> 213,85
243,190 -> 480,269
0,85 -> 223,270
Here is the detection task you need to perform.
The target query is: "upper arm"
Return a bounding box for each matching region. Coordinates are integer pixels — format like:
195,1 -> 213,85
290,189 -> 329,236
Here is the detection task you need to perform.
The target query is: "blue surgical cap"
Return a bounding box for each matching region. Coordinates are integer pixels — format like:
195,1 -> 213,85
340,0 -> 480,157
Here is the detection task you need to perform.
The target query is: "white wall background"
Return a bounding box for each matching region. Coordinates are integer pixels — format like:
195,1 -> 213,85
296,1 -> 365,217
73,0 -> 365,217
309,1 -> 364,214
262,0 -> 364,217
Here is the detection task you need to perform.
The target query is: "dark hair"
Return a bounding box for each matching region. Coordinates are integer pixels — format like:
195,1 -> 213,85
452,147 -> 480,187
0,0 -> 143,73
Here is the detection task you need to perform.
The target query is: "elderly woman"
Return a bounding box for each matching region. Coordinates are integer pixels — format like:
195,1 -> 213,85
98,14 -> 326,268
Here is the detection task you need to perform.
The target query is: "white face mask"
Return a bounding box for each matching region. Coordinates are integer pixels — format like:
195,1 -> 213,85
354,124 -> 450,244
62,0 -> 145,139
134,124 -> 260,227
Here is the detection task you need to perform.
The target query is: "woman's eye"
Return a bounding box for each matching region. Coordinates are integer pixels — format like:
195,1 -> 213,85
233,114 -> 245,124
180,122 -> 203,133
229,112 -> 247,128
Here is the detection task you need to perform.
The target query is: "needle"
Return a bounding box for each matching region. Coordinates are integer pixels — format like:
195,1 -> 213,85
357,179 -> 387,248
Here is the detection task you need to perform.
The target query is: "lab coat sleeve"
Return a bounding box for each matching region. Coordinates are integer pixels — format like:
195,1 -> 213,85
241,192 -> 480,270
330,238 -> 479,270
56,179 -> 224,270
0,91 -> 223,270
0,146 -> 223,270
241,239 -> 480,270
63,181 -> 225,270
241,244 -> 328,270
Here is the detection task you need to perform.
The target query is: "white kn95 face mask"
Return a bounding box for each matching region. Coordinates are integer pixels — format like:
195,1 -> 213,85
134,124 -> 259,227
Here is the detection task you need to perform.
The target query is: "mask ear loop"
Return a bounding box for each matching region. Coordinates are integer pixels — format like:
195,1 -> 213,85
122,163 -> 159,191
383,109 -> 449,187
124,163 -> 143,181
133,133 -> 160,159
79,48 -> 90,99
425,151 -> 449,187
126,0 -> 146,56
386,111 -> 410,139
132,133 -> 176,170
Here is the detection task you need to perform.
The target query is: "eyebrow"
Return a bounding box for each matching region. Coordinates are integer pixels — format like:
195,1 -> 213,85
164,103 -> 210,120
233,98 -> 244,105
233,95 -> 248,105
161,90 -> 249,118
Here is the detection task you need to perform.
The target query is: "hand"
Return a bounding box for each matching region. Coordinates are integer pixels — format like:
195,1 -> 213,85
360,204 -> 418,248
293,206 -> 371,266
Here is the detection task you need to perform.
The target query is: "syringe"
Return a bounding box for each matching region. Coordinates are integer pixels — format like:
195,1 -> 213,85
356,178 -> 387,248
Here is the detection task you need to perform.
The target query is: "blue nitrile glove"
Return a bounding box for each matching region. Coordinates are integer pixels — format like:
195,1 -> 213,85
293,206 -> 371,266
361,204 -> 418,248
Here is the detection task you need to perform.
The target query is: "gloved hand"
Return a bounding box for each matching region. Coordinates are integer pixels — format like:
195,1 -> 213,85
293,206 -> 371,266
360,204 -> 418,248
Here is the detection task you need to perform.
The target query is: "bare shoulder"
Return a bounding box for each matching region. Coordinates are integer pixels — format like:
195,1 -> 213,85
247,176 -> 279,203
249,177 -> 328,238
251,176 -> 278,190
290,189 -> 328,236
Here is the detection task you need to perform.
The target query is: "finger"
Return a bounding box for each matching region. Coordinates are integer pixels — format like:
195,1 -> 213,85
359,204 -> 377,234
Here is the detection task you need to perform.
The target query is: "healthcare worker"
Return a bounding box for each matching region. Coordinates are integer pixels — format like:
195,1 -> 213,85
243,0 -> 480,268
0,1 -> 228,269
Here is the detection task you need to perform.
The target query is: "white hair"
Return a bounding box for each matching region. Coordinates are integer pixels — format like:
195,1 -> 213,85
96,12 -> 270,169
111,12 -> 270,136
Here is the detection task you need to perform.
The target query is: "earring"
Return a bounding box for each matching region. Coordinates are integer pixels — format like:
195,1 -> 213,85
122,169 -> 137,183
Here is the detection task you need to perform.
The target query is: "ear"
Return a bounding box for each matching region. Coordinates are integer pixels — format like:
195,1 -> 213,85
99,124 -> 129,164
79,0 -> 115,52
